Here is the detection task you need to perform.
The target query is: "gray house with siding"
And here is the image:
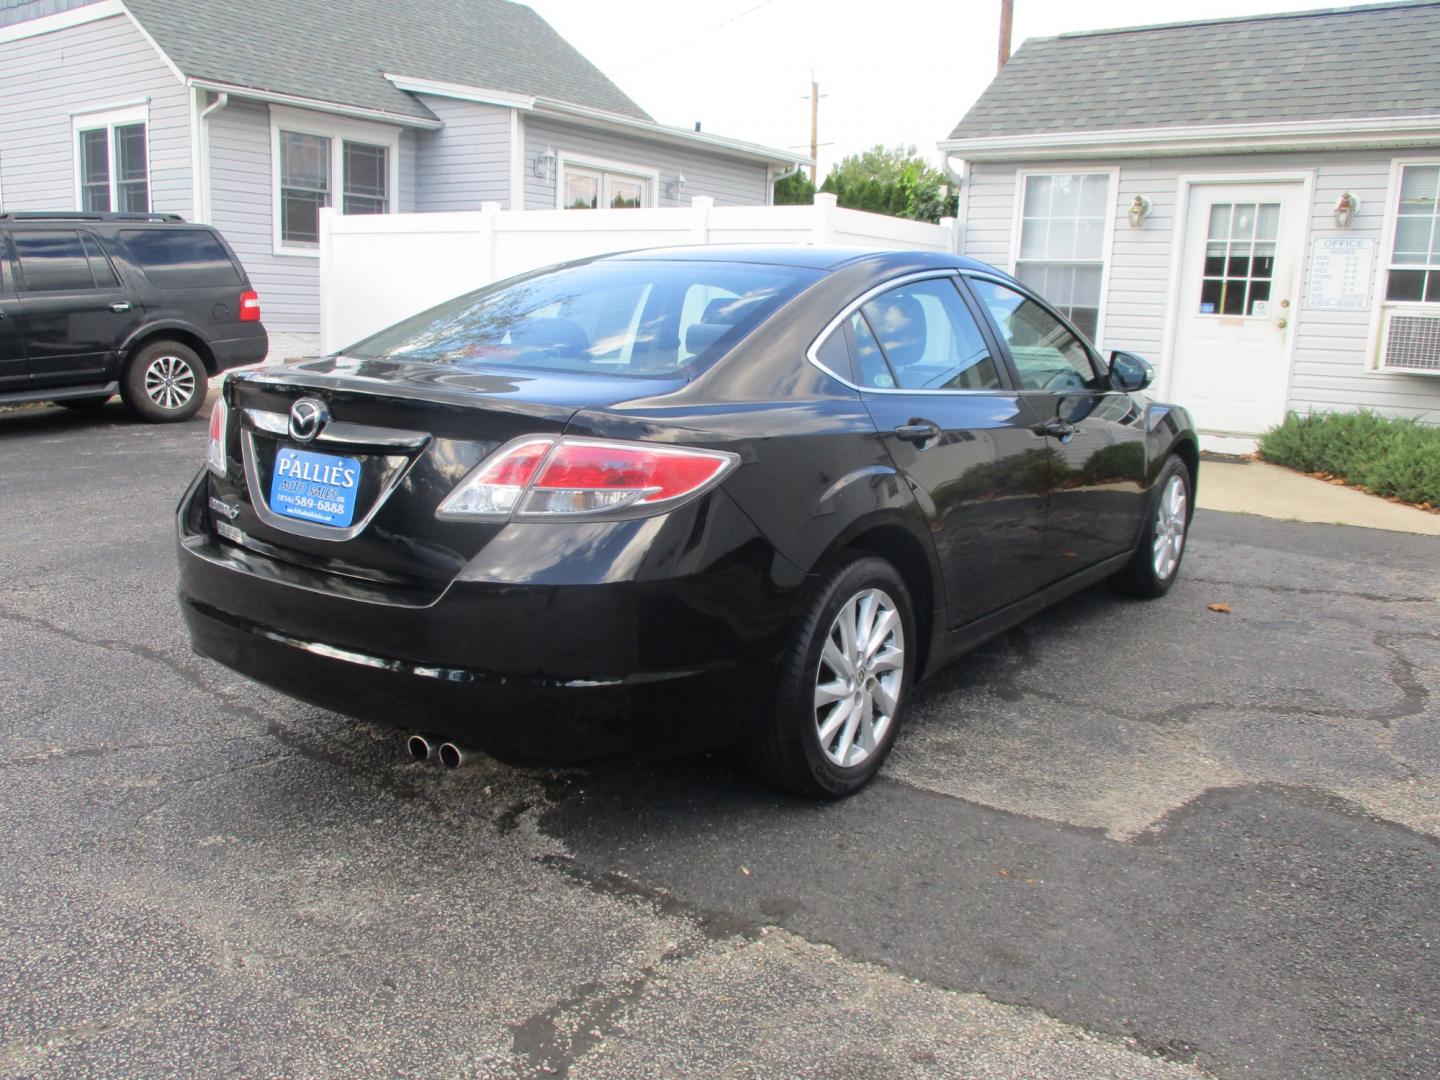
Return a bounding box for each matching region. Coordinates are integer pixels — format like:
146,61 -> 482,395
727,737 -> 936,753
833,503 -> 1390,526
940,1 -> 1440,451
0,0 -> 805,358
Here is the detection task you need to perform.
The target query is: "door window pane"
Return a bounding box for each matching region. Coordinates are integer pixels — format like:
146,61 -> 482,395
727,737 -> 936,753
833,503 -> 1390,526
280,131 -> 330,246
79,129 -> 111,212
1198,200 -> 1281,317
1015,171 -> 1110,341
14,231 -> 98,292
343,142 -> 388,215
858,279 -> 999,391
114,124 -> 148,213
969,277 -> 1100,392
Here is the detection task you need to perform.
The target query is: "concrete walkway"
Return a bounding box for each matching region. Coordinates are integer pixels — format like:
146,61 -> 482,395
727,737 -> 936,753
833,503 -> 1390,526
1197,459 -> 1440,536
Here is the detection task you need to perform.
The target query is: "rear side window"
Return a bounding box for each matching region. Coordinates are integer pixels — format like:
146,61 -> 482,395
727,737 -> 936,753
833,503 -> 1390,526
13,231 -> 102,292
120,229 -> 242,288
81,234 -> 118,288
852,278 -> 1001,391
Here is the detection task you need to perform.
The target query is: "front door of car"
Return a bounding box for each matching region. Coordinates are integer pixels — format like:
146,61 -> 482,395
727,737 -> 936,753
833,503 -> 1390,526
843,274 -> 1048,627
0,233 -> 26,388
12,229 -> 142,385
965,275 -> 1147,583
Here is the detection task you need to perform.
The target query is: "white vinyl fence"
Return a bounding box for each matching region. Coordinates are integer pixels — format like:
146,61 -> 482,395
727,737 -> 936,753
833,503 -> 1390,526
317,194 -> 961,353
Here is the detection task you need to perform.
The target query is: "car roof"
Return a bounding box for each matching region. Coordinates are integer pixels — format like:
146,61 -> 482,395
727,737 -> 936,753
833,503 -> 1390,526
601,244 -> 1000,275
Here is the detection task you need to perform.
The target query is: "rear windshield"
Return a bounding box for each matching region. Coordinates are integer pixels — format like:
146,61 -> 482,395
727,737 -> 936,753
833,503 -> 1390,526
344,259 -> 822,377
120,229 -> 242,288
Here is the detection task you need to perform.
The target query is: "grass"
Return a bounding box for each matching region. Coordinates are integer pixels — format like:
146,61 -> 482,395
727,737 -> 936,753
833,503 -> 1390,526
1258,410 -> 1440,510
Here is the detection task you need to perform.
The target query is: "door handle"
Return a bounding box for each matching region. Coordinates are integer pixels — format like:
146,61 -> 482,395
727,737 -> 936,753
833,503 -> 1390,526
109,301 -> 133,313
894,420 -> 941,446
1041,418 -> 1076,439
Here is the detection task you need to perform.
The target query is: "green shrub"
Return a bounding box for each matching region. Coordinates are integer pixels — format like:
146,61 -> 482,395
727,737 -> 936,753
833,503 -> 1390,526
1258,410 -> 1440,507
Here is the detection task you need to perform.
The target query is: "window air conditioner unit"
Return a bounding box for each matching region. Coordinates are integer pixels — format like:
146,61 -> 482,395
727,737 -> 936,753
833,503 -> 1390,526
1378,308 -> 1440,375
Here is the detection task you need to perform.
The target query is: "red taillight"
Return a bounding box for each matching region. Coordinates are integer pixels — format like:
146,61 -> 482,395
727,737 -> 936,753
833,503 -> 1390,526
239,290 -> 261,322
436,436 -> 738,521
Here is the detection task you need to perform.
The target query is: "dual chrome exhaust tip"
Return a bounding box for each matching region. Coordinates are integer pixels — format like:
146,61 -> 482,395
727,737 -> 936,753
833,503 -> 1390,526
407,733 -> 475,770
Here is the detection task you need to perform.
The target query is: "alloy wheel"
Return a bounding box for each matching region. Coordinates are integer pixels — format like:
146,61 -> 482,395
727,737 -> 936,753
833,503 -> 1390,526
143,354 -> 197,412
813,587 -> 905,768
1152,473 -> 1188,581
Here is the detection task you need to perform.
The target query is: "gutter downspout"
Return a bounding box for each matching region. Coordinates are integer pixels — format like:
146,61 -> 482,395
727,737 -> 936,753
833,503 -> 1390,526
197,91 -> 228,223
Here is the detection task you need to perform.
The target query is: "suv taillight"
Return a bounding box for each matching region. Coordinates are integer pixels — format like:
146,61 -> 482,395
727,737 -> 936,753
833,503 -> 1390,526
437,436 -> 739,521
239,290 -> 261,322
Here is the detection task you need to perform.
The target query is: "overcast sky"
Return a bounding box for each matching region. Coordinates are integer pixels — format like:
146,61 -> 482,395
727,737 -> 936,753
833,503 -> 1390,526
527,0 -> 1333,176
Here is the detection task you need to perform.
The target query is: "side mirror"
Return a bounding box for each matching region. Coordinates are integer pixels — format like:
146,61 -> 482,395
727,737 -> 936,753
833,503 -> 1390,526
1109,350 -> 1154,393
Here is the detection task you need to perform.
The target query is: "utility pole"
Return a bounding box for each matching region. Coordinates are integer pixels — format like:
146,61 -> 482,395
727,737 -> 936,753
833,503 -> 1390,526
998,0 -> 1014,72
807,76 -> 821,184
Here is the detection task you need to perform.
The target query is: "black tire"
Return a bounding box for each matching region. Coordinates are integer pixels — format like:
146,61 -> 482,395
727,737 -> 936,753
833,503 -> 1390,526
1111,455 -> 1192,598
57,395 -> 112,410
121,340 -> 207,423
745,554 -> 916,799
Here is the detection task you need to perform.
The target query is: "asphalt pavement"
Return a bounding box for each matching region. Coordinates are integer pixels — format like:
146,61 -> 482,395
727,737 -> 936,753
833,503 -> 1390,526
1,398 -> 1436,1079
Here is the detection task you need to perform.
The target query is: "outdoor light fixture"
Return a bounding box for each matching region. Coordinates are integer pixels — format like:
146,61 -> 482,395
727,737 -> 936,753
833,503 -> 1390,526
532,146 -> 555,180
1333,191 -> 1359,228
664,172 -> 687,199
1128,194 -> 1152,228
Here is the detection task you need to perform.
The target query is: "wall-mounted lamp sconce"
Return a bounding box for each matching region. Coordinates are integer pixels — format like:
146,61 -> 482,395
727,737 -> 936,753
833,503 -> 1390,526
1333,191 -> 1359,228
532,146 -> 555,180
664,171 -> 687,200
1128,194 -> 1152,228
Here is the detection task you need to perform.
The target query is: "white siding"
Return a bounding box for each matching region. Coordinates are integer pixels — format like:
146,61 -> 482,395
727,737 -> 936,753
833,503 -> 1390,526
0,13 -> 191,216
962,150 -> 1440,422
523,117 -> 769,211
412,96 -> 511,210
206,99 -> 414,334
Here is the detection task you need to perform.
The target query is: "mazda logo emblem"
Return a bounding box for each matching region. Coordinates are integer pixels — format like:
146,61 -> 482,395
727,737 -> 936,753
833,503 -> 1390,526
288,398 -> 328,443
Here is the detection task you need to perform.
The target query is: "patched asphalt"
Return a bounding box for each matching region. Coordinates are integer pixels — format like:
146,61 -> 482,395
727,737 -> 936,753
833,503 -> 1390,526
1,400 -> 1437,1079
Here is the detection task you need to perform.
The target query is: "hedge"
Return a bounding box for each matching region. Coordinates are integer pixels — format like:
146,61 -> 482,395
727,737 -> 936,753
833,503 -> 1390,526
1257,410 -> 1440,509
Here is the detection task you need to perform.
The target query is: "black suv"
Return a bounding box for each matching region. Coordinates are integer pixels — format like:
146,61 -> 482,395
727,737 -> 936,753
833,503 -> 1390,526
0,212 -> 268,422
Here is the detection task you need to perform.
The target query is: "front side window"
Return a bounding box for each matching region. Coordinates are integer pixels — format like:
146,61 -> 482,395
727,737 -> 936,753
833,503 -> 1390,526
1015,172 -> 1110,340
77,119 -> 148,213
848,279 -> 1000,391
346,260 -> 820,376
13,231 -> 108,292
969,277 -> 1102,392
1387,164 -> 1440,303
278,125 -> 394,248
562,163 -> 651,209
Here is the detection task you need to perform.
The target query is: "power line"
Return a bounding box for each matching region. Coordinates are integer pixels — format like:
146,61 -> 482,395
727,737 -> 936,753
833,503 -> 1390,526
708,0 -> 779,32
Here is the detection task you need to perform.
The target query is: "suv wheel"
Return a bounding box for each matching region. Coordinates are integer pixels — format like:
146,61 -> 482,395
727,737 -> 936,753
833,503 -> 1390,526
122,341 -> 207,423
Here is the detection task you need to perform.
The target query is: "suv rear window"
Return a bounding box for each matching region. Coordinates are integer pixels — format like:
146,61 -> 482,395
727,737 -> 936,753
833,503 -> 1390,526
120,229 -> 241,288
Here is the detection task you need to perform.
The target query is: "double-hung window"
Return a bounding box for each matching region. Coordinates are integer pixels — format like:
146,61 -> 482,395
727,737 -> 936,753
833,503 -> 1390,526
272,109 -> 397,254
1386,164 -> 1440,304
1014,172 -> 1112,342
74,108 -> 149,213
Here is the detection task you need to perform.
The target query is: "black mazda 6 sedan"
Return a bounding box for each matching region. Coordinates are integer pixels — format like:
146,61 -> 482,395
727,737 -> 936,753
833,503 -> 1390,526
177,246 -> 1198,797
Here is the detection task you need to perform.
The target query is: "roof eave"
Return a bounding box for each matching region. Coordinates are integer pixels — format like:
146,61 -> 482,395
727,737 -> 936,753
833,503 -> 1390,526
384,73 -> 811,168
939,114 -> 1440,161
187,78 -> 443,129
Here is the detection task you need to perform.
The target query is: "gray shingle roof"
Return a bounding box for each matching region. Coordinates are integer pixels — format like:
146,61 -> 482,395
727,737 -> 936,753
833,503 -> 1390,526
947,1 -> 1440,141
124,0 -> 651,122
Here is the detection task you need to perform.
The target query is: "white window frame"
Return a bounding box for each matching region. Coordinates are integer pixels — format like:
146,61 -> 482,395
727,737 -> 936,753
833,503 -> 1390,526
1367,155 -> 1440,371
1007,168 -> 1118,350
71,103 -> 150,214
269,105 -> 401,258
554,152 -> 658,211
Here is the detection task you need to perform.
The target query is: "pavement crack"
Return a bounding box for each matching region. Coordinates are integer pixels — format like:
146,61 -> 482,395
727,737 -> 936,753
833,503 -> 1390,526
1185,576 -> 1438,606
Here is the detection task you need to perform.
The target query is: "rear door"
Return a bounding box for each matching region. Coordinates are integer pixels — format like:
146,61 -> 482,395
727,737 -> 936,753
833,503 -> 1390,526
0,232 -> 26,388
964,274 -> 1147,582
12,228 -> 144,385
836,273 -> 1048,627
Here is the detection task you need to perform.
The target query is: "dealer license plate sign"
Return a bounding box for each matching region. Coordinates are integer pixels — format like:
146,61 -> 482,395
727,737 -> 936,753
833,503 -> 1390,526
270,447 -> 361,528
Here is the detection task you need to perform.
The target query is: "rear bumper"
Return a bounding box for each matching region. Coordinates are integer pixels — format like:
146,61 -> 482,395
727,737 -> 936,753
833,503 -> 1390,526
176,471 -> 796,762
211,329 -> 269,373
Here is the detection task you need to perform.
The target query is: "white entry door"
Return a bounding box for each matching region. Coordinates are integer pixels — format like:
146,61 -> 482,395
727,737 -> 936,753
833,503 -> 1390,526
1169,182 -> 1306,436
